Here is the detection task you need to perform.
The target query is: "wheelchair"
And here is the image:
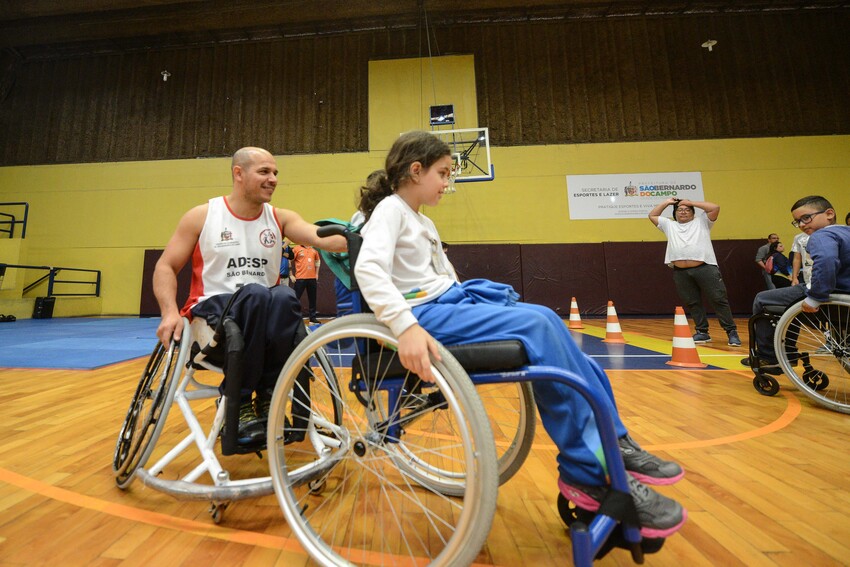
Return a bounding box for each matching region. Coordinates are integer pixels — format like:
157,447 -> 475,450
112,314 -> 341,522
113,224 -> 659,566
747,294 -> 850,414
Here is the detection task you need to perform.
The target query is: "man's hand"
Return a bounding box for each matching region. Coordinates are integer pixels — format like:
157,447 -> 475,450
157,312 -> 184,347
397,324 -> 442,383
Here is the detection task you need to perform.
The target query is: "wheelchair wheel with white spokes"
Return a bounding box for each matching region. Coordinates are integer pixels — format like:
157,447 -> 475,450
268,314 -> 499,567
113,338 -> 187,488
478,381 -> 536,486
774,294 -> 850,414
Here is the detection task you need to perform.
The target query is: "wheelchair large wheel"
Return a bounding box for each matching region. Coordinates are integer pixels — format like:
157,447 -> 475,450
473,381 -> 535,486
268,314 -> 499,567
113,338 -> 187,488
774,294 -> 850,414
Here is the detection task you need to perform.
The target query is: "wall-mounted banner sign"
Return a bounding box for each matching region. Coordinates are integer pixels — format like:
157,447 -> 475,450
566,172 -> 705,220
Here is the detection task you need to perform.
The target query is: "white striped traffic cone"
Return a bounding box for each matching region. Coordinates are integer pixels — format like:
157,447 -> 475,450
568,297 -> 584,329
602,300 -> 626,343
666,306 -> 707,368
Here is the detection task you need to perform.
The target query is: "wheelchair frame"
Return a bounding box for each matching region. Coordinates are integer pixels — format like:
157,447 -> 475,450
748,294 -> 850,414
114,223 -> 656,566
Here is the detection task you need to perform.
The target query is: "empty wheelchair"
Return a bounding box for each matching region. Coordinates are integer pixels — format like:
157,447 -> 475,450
112,314 -> 340,523
748,294 -> 850,413
262,224 -> 650,567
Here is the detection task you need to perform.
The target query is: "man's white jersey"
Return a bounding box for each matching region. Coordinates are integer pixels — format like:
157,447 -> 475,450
181,196 -> 281,315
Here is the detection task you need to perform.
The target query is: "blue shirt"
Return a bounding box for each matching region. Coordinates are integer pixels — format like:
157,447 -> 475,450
806,225 -> 850,305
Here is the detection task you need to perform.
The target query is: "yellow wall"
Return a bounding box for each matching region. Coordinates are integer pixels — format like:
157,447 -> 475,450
1,135 -> 848,316
369,55 -> 478,151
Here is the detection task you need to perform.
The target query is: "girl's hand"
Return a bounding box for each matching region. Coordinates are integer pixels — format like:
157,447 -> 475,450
398,324 -> 442,383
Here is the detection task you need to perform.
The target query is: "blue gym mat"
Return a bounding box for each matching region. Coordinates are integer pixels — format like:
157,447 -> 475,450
0,318 -> 717,371
0,317 -> 160,370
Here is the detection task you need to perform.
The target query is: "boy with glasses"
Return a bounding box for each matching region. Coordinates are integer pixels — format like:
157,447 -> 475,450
748,195 -> 850,366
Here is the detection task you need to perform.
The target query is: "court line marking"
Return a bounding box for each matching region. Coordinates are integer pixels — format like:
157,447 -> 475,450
530,389 -> 801,451
0,466 -> 495,566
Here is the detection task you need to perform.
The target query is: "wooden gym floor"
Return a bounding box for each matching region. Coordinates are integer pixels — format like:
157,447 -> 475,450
1,316 -> 848,566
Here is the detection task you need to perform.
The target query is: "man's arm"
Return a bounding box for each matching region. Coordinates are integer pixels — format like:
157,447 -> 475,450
682,200 -> 720,222
648,197 -> 677,227
153,205 -> 206,346
278,208 -> 347,252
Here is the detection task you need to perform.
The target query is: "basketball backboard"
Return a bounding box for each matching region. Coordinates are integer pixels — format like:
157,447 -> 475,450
432,127 -> 494,184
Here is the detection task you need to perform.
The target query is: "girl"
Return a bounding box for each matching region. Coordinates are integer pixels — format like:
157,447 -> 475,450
354,130 -> 686,538
766,241 -> 792,289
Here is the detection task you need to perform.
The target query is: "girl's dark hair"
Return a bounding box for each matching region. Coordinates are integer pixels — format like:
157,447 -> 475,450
358,131 -> 451,220
768,241 -> 782,256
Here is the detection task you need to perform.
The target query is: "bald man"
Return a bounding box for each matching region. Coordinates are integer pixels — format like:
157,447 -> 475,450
154,147 -> 345,449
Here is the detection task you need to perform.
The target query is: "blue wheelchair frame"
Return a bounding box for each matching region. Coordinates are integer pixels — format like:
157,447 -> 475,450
320,224 -> 645,565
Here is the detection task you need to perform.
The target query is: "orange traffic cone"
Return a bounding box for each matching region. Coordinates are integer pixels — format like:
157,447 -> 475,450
666,306 -> 707,368
602,301 -> 626,343
568,297 -> 584,329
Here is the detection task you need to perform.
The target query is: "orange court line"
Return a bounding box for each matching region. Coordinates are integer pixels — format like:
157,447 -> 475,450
529,390 -> 802,452
0,467 -> 493,567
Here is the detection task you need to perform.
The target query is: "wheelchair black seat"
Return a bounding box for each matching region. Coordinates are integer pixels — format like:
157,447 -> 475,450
353,339 -> 529,380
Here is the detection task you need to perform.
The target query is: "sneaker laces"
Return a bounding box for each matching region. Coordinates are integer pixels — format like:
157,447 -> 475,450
238,400 -> 258,423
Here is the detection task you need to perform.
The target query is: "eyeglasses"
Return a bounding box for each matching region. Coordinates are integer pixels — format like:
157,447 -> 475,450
791,210 -> 827,228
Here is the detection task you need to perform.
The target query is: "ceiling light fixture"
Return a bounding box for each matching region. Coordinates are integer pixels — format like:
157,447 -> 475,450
701,39 -> 717,52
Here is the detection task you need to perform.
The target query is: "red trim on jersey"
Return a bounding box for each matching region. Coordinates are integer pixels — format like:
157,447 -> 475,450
180,242 -> 206,317
223,195 -> 263,221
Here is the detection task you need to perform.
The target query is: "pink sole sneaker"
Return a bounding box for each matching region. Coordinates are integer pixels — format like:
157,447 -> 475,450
629,469 -> 685,486
557,478 -> 688,539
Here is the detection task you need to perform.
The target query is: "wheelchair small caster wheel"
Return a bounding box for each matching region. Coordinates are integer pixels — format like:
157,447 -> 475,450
209,502 -> 228,524
802,369 -> 829,391
308,477 -> 327,495
753,375 -> 780,396
557,492 -> 594,528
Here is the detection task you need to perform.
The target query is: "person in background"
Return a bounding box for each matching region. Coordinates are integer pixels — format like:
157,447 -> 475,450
280,240 -> 293,287
755,233 -> 780,290
648,198 -> 742,347
292,243 -> 321,323
765,241 -> 792,289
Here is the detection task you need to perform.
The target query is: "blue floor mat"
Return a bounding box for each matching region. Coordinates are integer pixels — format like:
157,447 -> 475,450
0,317 -> 161,370
0,318 -> 716,371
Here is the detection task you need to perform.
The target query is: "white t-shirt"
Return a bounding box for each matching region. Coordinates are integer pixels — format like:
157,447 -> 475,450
656,213 -> 718,266
355,194 -> 457,337
791,232 -> 812,287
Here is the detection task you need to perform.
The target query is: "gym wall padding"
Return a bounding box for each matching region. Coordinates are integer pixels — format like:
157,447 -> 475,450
309,239 -> 763,318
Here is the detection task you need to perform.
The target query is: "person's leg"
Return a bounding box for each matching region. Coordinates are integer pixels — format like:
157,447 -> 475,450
306,279 -> 318,321
751,284 -> 807,361
414,300 -> 685,536
257,284 -> 304,391
762,270 -> 776,291
192,285 -> 294,445
672,268 -> 709,334
293,279 -> 307,318
416,301 -> 625,485
691,264 -> 737,334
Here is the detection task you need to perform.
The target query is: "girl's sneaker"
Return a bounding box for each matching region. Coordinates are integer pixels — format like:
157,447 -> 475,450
618,434 -> 685,485
558,476 -> 687,539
